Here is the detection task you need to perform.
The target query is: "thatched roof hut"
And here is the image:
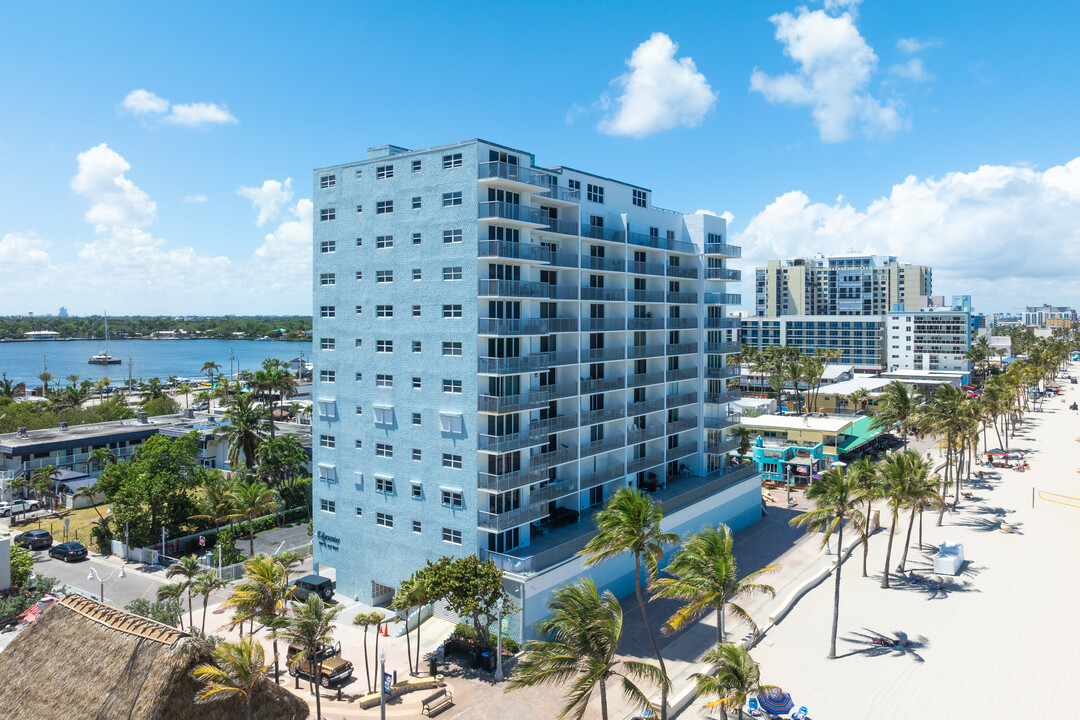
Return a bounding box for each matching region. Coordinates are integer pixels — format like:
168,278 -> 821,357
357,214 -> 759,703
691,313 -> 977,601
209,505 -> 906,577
0,594 -> 308,720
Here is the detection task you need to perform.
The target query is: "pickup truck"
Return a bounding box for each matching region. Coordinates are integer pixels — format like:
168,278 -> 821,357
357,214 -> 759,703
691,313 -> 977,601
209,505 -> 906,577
286,642 -> 354,687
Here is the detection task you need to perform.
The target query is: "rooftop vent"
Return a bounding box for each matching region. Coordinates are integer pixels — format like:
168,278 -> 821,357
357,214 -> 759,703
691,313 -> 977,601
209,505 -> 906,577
182,408 -> 194,419
16,427 -> 27,438
58,422 -> 68,431
137,412 -> 148,424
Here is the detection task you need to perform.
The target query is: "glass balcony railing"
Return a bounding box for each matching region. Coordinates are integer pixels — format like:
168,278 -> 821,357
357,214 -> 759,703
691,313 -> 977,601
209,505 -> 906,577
704,389 -> 742,405
704,293 -> 742,305
478,240 -> 577,267
666,317 -> 699,329
667,441 -> 698,461
667,342 -> 699,356
627,317 -> 666,330
705,341 -> 741,354
627,260 -> 667,276
627,397 -> 665,417
536,216 -> 579,236
580,376 -> 625,394
668,291 -> 699,304
580,286 -> 626,302
479,200 -> 546,224
581,433 -> 625,458
478,161 -> 549,187
666,366 -> 698,382
580,405 -> 626,427
705,267 -> 742,281
581,346 -> 626,362
628,452 -> 666,474
478,382 -> 578,413
535,185 -> 581,203
704,317 -> 741,330
666,392 -> 698,408
477,317 -> 578,335
580,463 -> 626,489
580,317 -> 626,331
704,242 -> 742,257
705,365 -> 740,380
581,224 -> 625,243
477,350 -> 578,374
666,265 -> 699,279
627,423 -> 665,444
627,289 -> 665,303
627,345 -> 665,359
478,279 -> 578,300
627,370 -> 666,387
581,256 -> 626,272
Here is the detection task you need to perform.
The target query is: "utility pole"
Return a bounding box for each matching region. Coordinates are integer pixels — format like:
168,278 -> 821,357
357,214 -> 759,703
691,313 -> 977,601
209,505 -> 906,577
127,358 -> 133,399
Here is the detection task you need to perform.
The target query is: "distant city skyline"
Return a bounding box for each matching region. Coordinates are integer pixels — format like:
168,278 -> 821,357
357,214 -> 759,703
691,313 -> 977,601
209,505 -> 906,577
2,1 -> 1080,315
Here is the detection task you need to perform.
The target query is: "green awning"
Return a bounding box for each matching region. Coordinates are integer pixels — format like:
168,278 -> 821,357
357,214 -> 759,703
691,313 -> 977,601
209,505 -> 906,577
837,416 -> 885,453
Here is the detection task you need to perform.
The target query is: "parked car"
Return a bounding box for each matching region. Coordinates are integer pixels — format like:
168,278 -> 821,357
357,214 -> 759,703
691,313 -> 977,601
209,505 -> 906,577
286,642 -> 354,687
0,499 -> 41,517
49,541 -> 88,562
289,574 -> 336,602
14,529 -> 53,550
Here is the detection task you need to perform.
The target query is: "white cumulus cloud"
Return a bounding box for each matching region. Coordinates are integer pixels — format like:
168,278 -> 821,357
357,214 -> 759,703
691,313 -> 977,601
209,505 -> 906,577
731,156 -> 1080,313
824,0 -> 863,13
750,6 -> 904,142
237,178 -> 294,227
70,143 -> 157,230
250,199 -> 314,295
891,57 -> 933,83
122,89 -> 170,115
0,232 -> 51,269
897,36 -> 942,54
120,89 -> 238,127
596,33 -> 717,139
183,194 -> 207,204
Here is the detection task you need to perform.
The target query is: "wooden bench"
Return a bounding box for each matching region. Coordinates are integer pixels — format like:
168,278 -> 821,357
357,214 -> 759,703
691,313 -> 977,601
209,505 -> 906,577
421,688 -> 453,715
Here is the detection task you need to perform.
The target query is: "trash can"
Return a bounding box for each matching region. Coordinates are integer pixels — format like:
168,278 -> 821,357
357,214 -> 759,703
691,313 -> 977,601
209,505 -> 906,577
480,651 -> 494,671
428,656 -> 438,676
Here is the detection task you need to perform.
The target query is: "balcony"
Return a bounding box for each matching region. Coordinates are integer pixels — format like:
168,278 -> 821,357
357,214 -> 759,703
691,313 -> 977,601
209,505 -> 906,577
705,242 -> 742,257
478,430 -> 544,454
478,317 -> 578,336
627,231 -> 665,250
667,239 -> 697,254
667,342 -> 699,356
627,345 -> 665,359
581,433 -> 625,458
704,389 -> 741,405
667,417 -> 698,435
581,256 -> 626,273
704,293 -> 741,305
580,463 -> 626,489
705,341 -> 740,354
478,467 -> 549,493
581,224 -> 625,243
667,392 -> 697,408
627,397 -> 665,417
628,370 -> 666,388
627,260 -> 666,276
704,317 -> 741,330
705,365 -> 739,380
478,161 -> 550,190
580,376 -> 625,394
666,265 -> 699,279
667,441 -> 698,461
627,423 -> 665,444
478,279 -> 578,300
580,405 -> 626,427
666,317 -> 698,330
627,289 -> 666,303
535,216 -> 579,237
666,366 -> 698,382
580,287 -> 626,302
477,240 -> 579,268
705,267 -> 742,282
478,502 -> 551,532
529,414 -> 578,439
479,201 -> 546,226
478,382 -> 578,413
478,350 -> 578,374
530,478 -> 579,504
580,317 -> 626,332
627,317 -> 665,330
536,184 -> 581,203
529,446 -> 578,471
628,452 -> 666,474
581,346 -> 625,363
705,437 -> 741,455
704,413 -> 741,431
668,291 -> 698,304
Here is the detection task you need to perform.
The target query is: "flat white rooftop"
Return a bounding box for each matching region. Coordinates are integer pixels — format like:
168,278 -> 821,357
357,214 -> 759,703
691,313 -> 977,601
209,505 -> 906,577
821,377 -> 893,396
740,414 -> 862,433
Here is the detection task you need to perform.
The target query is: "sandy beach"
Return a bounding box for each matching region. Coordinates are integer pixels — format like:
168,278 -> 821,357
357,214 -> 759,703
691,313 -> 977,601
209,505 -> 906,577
683,372 -> 1080,719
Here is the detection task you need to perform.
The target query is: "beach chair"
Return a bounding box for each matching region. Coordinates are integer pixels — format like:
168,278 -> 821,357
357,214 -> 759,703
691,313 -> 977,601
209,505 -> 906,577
747,698 -> 763,717
791,706 -> 808,720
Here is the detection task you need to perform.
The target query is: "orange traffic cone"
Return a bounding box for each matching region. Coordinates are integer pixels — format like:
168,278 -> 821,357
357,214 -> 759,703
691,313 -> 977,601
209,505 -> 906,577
381,622 -> 388,637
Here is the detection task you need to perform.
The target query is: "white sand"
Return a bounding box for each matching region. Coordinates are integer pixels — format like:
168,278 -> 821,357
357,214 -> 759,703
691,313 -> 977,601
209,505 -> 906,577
684,373 -> 1080,719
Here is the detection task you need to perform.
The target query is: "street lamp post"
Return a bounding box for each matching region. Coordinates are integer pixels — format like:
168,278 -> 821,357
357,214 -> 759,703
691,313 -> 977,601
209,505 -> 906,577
494,597 -> 504,682
87,565 -> 126,604
379,650 -> 387,720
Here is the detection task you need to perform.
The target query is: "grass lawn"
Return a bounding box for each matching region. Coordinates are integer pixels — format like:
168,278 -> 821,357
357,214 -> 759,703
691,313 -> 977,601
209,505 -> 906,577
12,505 -> 107,546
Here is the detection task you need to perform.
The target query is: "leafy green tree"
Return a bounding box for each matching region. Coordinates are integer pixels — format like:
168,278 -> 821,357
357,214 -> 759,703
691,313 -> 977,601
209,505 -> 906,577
229,478 -> 279,557
423,554 -> 514,644
192,638 -> 272,720
691,643 -> 765,720
254,435 -> 309,486
579,486 -> 679,720
143,396 -> 181,416
156,583 -> 187,630
508,578 -> 665,720
10,545 -> 34,587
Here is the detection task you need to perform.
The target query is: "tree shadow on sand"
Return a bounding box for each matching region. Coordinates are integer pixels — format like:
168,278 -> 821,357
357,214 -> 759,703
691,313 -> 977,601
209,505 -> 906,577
837,628 -> 928,662
952,512 -> 1024,534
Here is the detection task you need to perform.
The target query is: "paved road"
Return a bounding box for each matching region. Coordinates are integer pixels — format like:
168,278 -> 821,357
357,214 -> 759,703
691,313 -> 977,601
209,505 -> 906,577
239,522 -> 310,557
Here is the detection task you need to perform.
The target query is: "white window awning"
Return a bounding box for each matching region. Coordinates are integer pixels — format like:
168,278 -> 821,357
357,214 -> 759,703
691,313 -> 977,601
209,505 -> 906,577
438,412 -> 464,433
374,406 -> 394,425
318,464 -> 337,481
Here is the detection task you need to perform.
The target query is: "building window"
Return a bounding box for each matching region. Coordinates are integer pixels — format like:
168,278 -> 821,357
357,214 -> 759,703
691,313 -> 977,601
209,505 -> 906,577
411,482 -> 423,499
412,376 -> 421,389
320,208 -> 336,221
376,374 -> 393,388
320,306 -> 335,318
355,305 -> 363,315
412,341 -> 421,353
412,305 -> 421,317
443,153 -> 462,169
412,448 -> 422,461
355,169 -> 362,179
443,266 -> 462,281
376,200 -> 394,214
376,512 -> 393,528
442,191 -> 463,207
376,305 -> 393,319
443,304 -> 462,319
375,476 -> 394,493
376,339 -> 393,353
412,232 -> 422,245
442,379 -> 462,394
320,435 -> 335,448
376,270 -> 393,283
355,271 -> 362,282
356,507 -> 363,516
376,235 -> 393,249
413,520 -> 422,533
355,372 -> 363,382
442,342 -> 462,356
412,159 -> 422,172
412,412 -> 422,426
320,174 -> 335,189
316,400 -> 336,418
443,229 -> 462,244
320,240 -> 336,253
587,184 -> 604,203
320,370 -> 335,382
568,179 -> 580,191
356,405 -> 363,415
356,204 -> 363,214
376,443 -> 393,458
410,268 -> 421,281
320,273 -> 335,286
320,338 -> 335,350
632,189 -> 646,208
376,165 -> 393,179
320,499 -> 336,513
356,237 -> 363,247
355,339 -> 362,348
442,527 -> 462,545
442,453 -> 462,469
441,490 -> 463,508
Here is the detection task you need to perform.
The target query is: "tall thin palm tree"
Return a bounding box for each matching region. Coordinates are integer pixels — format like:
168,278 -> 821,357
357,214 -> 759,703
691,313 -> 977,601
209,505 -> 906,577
871,381 -> 918,448
166,554 -> 203,629
878,450 -> 933,588
508,578 -> 666,720
848,457 -> 881,578
579,487 -> 679,720
31,465 -> 61,511
691,643 -> 765,720
891,452 -> 944,573
156,582 -> 186,630
88,447 -> 116,474
651,524 -> 778,645
393,577 -> 424,675
192,638 -> 272,720
222,554 -> 296,680
216,393 -> 270,468
352,611 -> 382,693
192,571 -> 226,633
790,465 -> 867,659
230,479 -> 279,557
276,594 -> 341,720
37,371 -> 53,394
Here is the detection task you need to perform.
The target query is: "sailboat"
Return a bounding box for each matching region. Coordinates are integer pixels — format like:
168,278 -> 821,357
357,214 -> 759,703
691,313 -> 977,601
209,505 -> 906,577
88,311 -> 121,365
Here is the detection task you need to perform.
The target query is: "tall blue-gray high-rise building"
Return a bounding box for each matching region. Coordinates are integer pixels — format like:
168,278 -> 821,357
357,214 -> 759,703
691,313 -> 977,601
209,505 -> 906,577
311,140 -> 760,638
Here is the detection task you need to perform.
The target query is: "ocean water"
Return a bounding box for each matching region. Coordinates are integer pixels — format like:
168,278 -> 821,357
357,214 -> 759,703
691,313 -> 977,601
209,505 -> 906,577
0,339 -> 311,388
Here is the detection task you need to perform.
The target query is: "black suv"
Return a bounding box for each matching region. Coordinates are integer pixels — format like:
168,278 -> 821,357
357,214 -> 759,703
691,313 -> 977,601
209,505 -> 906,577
14,529 -> 53,550
289,574 -> 336,602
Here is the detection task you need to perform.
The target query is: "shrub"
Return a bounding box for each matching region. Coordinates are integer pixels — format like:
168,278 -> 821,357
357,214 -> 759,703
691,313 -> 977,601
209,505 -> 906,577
453,622 -> 479,641
214,526 -> 245,566
124,597 -> 182,627
142,396 -> 180,417
90,519 -> 113,556
0,575 -> 61,624
10,545 -> 33,588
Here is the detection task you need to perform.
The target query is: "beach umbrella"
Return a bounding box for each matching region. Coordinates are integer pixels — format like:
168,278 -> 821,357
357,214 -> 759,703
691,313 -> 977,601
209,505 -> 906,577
757,687 -> 794,714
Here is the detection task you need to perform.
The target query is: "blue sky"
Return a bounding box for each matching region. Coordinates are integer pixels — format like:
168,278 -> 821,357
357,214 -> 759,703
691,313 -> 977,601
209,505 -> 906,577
2,0 -> 1079,316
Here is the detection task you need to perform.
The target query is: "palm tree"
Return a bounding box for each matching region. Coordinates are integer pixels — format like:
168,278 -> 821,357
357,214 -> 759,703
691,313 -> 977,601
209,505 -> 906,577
353,611 -> 383,694
216,393 -> 270,468
156,582 -> 186,630
88,447 -> 115,474
790,465 -> 866,659
193,472 -> 240,531
192,571 -> 226,633
0,373 -> 16,399
230,479 -> 279,557
37,371 -> 53,394
393,577 -> 425,675
508,578 -> 666,720
254,435 -> 309,487
74,481 -> 103,519
276,594 -> 342,720
32,465 -> 61,511
691,643 -> 765,720
579,486 -> 679,720
178,383 -> 193,409
94,377 -> 111,405
192,638 -> 272,720
871,381 -> 918,448
652,524 -> 778,646
202,361 -> 222,396
223,554 -> 296,680
848,457 -> 881,577
732,426 -> 755,458
167,554 -> 203,629
65,374 -> 80,388
877,450 -> 931,588
847,388 -> 871,414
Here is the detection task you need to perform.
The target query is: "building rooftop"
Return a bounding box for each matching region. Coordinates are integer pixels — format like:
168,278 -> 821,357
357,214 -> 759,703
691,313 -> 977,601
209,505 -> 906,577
821,364 -> 855,381
821,377 -> 893,396
740,413 -> 861,433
